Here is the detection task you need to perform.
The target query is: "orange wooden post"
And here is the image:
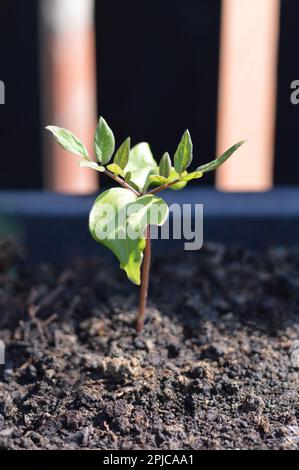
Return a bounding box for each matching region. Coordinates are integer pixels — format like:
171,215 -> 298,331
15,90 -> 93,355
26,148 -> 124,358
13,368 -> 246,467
216,0 -> 280,191
40,0 -> 98,194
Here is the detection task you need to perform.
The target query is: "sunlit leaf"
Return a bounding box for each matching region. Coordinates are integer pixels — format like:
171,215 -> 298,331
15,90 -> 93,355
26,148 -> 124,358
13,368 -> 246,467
180,171 -> 203,182
89,188 -> 143,285
174,130 -> 193,175
89,188 -> 168,285
148,168 -> 188,190
196,141 -> 246,174
107,163 -> 125,177
127,194 -> 169,239
114,137 -> 130,170
148,175 -> 169,185
46,126 -> 89,159
80,161 -> 105,172
167,168 -> 187,190
124,143 -> 158,192
94,117 -> 115,165
159,152 -> 171,178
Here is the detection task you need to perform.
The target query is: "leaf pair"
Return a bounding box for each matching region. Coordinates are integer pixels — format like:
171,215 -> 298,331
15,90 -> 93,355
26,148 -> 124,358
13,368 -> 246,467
95,118 -> 131,174
158,130 -> 193,179
151,130 -> 201,188
158,131 -> 245,186
149,133 -> 202,190
46,117 -> 127,172
149,168 -> 188,190
45,123 -> 106,172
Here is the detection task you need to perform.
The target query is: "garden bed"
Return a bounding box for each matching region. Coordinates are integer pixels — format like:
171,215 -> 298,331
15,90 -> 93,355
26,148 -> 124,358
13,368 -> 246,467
1,242 -> 299,450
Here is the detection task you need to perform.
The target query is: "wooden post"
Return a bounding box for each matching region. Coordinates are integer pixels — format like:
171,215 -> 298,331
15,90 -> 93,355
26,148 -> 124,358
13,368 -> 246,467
216,0 -> 280,191
40,0 -> 98,194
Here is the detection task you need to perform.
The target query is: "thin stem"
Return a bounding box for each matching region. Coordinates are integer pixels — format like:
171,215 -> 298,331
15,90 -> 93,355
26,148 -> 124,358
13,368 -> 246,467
148,179 -> 180,195
103,169 -> 141,197
136,225 -> 151,332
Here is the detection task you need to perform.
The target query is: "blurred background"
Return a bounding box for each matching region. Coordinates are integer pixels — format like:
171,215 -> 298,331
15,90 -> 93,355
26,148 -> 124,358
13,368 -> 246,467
0,0 -> 298,194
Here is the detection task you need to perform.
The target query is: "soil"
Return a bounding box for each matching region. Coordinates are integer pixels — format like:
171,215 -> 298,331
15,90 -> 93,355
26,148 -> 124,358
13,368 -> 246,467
1,242 -> 299,450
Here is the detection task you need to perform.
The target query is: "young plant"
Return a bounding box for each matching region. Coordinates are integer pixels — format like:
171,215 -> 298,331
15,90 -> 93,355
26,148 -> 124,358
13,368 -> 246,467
47,118 -> 244,332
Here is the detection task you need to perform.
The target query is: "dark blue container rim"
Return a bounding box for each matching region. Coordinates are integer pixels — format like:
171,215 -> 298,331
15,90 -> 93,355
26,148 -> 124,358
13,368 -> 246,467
0,187 -> 298,264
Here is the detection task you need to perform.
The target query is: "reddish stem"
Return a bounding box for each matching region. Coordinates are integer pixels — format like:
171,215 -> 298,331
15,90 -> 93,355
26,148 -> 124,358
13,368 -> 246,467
103,169 -> 140,197
136,226 -> 151,332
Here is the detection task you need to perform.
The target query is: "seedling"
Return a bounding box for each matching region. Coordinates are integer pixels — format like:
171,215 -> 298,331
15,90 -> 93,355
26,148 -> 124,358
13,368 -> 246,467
47,118 -> 244,332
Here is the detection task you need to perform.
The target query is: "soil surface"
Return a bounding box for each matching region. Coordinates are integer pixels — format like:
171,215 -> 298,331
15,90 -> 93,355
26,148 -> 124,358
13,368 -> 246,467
1,242 -> 299,450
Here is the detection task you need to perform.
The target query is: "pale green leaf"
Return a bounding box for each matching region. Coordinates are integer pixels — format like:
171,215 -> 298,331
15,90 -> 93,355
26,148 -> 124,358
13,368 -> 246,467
124,143 -> 158,192
114,137 -> 130,169
89,188 -> 168,285
196,141 -> 246,174
169,181 -> 187,190
181,171 -> 203,182
46,126 -> 89,159
127,195 -> 169,239
174,130 -> 193,175
94,117 -> 115,164
148,175 -> 169,184
89,188 -> 144,285
80,161 -> 105,172
159,152 -> 171,178
167,172 -> 187,190
107,163 -> 125,177
148,168 -> 188,190
165,168 -> 187,190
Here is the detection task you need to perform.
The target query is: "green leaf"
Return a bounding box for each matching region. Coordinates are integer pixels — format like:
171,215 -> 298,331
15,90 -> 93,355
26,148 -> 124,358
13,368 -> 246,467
159,152 -> 171,178
46,126 -> 89,159
107,163 -> 125,177
169,182 -> 187,190
124,143 -> 158,192
89,188 -> 143,285
124,171 -> 132,182
127,194 -> 169,239
174,130 -> 193,175
196,141 -> 246,174
181,171 -> 203,182
80,161 -> 105,172
124,171 -> 139,191
167,168 -> 187,190
148,168 -> 188,190
114,137 -> 130,170
89,188 -> 168,285
148,175 -> 169,185
94,117 -> 115,165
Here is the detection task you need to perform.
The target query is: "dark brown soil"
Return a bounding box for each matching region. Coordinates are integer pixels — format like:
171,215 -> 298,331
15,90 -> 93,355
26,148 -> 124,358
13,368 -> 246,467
1,242 -> 299,450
